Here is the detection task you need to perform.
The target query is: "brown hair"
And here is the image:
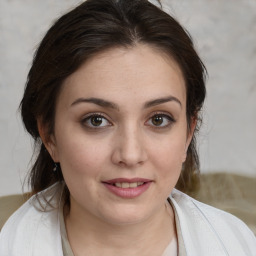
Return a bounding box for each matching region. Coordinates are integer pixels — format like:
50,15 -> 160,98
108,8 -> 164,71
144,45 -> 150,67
20,0 -> 206,202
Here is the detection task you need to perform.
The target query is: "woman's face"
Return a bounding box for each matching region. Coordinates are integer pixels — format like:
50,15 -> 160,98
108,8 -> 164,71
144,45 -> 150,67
48,44 -> 194,225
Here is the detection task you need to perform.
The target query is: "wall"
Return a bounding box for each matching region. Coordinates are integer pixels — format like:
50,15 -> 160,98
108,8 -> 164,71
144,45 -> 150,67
0,0 -> 255,196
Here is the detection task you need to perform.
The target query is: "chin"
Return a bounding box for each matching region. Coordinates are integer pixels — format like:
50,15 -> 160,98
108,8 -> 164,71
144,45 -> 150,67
99,205 -> 153,226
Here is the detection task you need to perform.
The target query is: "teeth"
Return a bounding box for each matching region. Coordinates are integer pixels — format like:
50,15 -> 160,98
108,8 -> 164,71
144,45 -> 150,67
122,182 -> 129,188
115,182 -> 122,188
114,182 -> 145,188
129,182 -> 138,188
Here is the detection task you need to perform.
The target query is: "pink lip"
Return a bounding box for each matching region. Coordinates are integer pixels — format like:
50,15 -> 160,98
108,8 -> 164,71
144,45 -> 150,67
103,178 -> 152,183
102,178 -> 152,199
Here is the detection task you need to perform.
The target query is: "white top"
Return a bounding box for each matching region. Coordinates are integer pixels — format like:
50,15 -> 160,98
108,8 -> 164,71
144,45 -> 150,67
161,237 -> 178,256
0,183 -> 255,256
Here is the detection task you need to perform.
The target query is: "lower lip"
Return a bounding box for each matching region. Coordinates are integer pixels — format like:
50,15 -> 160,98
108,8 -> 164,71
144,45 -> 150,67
103,182 -> 152,199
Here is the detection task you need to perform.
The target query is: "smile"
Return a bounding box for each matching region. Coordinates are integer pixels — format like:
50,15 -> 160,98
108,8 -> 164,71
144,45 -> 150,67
102,178 -> 152,199
114,182 -> 144,188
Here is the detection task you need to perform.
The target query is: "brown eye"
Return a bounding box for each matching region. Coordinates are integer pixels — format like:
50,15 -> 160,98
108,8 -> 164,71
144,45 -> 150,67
146,113 -> 175,128
82,114 -> 111,128
152,115 -> 164,126
91,116 -> 103,126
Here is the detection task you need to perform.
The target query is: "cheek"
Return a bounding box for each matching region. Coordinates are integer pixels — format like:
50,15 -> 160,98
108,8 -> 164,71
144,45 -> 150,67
146,139 -> 184,200
55,133 -> 110,179
149,136 -> 186,177
57,138 -> 109,201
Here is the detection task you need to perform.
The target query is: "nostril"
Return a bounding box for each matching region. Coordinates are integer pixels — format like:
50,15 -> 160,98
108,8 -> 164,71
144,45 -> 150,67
118,161 -> 126,167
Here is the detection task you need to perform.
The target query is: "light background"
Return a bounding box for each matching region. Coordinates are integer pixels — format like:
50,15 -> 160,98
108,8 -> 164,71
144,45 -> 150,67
0,0 -> 255,196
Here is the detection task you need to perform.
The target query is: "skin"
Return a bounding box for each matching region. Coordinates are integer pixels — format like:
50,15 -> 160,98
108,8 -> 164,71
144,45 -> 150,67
40,44 -> 196,255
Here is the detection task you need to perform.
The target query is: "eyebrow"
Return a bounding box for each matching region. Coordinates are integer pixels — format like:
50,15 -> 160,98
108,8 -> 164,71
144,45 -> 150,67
144,96 -> 182,108
70,95 -> 182,110
71,97 -> 119,110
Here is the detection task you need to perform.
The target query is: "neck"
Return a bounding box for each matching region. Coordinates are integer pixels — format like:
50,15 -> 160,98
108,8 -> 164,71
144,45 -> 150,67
64,200 -> 176,256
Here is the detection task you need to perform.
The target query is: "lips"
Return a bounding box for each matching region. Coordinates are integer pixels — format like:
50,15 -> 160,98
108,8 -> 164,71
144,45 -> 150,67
102,178 -> 152,198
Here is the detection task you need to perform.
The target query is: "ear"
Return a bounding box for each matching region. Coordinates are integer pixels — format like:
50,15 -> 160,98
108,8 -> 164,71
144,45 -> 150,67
182,116 -> 197,163
37,118 -> 59,162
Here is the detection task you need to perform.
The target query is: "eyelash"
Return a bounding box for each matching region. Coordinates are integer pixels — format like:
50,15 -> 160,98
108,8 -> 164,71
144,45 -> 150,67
80,112 -> 175,130
145,112 -> 176,129
81,112 -> 112,129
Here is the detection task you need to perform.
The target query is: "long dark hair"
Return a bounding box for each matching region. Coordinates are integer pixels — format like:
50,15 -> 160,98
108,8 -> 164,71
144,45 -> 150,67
20,0 -> 206,202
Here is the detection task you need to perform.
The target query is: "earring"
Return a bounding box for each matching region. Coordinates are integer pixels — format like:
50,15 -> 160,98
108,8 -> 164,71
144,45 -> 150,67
53,163 -> 58,172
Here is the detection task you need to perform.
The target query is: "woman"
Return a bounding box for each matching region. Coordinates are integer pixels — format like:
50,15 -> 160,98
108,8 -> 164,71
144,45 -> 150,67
0,0 -> 255,255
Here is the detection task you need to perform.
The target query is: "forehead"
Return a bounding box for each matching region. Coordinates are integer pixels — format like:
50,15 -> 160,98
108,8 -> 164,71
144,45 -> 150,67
60,44 -> 186,107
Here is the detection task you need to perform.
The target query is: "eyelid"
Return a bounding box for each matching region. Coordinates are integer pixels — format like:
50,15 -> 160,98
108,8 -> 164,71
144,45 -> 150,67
148,111 -> 175,121
82,112 -> 109,120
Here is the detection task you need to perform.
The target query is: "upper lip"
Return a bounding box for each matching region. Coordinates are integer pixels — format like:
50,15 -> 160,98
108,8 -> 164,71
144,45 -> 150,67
102,178 -> 152,184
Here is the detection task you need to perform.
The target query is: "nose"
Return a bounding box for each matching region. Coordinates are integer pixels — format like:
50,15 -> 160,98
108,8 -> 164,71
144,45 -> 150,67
111,125 -> 148,168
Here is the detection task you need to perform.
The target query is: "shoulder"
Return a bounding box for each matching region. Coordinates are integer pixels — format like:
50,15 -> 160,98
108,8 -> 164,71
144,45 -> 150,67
0,183 -> 63,256
170,189 -> 256,255
171,189 -> 252,229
